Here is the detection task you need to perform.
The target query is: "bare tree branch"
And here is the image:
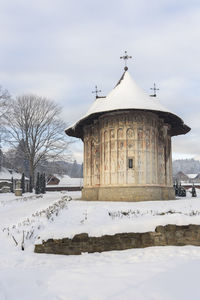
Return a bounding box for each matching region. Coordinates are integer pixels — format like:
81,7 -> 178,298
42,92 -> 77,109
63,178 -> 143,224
0,86 -> 11,126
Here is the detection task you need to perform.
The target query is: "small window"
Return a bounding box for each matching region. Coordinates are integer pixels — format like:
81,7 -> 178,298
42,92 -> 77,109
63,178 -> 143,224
128,159 -> 133,169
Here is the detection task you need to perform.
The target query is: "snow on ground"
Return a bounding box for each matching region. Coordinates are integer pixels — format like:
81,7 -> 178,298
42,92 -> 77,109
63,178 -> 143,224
1,191 -> 200,299
39,189 -> 200,241
0,192 -> 63,226
1,245 -> 200,300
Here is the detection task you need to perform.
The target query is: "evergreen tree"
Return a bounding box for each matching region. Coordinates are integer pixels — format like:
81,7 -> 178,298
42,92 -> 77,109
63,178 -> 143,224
40,173 -> 43,193
35,172 -> 40,194
21,173 -> 25,193
29,176 -> 33,193
40,173 -> 46,194
10,176 -> 14,193
0,148 -> 3,172
43,173 -> 46,194
40,173 -> 43,194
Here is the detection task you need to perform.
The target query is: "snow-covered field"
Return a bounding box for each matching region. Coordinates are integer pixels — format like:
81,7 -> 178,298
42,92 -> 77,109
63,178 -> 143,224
1,191 -> 200,299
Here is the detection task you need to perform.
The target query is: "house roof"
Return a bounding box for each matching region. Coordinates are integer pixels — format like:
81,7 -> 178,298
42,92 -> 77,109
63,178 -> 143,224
65,70 -> 190,139
0,167 -> 28,181
176,171 -> 189,177
47,174 -> 83,187
187,174 -> 198,179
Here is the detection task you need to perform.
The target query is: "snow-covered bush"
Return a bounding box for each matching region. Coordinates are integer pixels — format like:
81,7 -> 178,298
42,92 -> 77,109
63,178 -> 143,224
2,194 -> 72,250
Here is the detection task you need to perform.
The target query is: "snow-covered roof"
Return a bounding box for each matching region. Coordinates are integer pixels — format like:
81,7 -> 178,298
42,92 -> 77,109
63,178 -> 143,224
0,167 -> 27,180
186,174 -> 198,179
48,174 -> 83,187
57,175 -> 83,187
66,70 -> 190,139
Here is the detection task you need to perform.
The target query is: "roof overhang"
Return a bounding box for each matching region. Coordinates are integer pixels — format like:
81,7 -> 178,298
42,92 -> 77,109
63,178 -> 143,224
65,108 -> 191,140
65,71 -> 191,140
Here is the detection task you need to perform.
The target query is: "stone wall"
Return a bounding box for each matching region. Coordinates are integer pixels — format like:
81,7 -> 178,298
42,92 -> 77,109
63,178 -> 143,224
35,224 -> 200,255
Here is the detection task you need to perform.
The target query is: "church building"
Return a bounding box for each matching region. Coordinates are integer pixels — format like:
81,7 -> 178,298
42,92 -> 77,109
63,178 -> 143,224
66,54 -> 190,201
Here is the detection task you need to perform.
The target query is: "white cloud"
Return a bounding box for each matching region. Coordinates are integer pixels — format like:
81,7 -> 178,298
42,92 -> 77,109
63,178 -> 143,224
0,0 -> 200,161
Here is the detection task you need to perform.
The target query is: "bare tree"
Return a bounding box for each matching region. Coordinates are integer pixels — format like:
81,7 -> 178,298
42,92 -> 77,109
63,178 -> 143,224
0,86 -> 11,119
4,94 -> 70,182
0,86 -> 11,170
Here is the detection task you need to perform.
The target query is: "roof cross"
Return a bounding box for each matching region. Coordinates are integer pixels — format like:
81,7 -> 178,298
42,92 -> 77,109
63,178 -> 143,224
150,83 -> 159,97
120,51 -> 132,71
92,85 -> 101,99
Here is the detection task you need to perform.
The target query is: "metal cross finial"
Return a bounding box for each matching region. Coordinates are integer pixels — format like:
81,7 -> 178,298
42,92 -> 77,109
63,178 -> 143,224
150,83 -> 159,97
120,51 -> 132,71
92,85 -> 101,99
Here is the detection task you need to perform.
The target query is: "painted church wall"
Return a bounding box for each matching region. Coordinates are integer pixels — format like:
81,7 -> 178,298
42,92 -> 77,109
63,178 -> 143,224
83,111 -> 172,188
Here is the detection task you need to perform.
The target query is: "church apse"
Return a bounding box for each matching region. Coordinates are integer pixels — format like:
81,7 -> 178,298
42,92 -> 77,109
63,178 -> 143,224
65,52 -> 190,201
82,111 -> 175,201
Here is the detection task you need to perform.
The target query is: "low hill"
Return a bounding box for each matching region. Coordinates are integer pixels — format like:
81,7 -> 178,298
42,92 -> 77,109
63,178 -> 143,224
173,159 -> 200,175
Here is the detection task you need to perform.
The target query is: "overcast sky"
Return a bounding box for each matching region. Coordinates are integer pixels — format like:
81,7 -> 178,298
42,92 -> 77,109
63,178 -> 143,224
0,0 -> 200,163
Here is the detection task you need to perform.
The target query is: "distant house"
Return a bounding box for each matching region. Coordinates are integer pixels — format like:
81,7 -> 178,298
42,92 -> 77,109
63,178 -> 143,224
47,175 -> 60,185
186,173 -> 200,183
174,171 -> 200,189
46,174 -> 83,191
0,167 -> 29,192
174,171 -> 189,182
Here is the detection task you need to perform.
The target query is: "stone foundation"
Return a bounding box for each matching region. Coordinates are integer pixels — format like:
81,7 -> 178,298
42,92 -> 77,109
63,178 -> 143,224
35,224 -> 200,255
82,186 -> 175,201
